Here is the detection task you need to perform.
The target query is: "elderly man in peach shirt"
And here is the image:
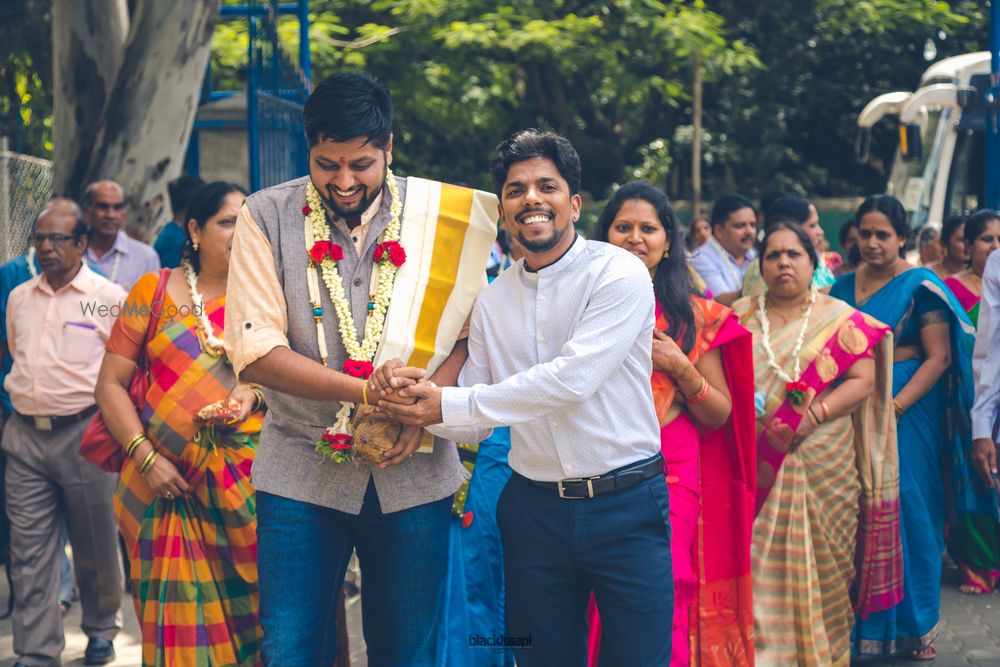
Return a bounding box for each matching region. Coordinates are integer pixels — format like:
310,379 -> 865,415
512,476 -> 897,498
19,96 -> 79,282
2,203 -> 125,667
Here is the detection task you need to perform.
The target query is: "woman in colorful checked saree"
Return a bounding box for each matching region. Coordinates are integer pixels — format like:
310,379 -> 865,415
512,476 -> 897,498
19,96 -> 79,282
734,220 -> 901,667
944,209 -> 1000,595
830,195 -> 993,661
94,182 -> 266,667
588,181 -> 757,667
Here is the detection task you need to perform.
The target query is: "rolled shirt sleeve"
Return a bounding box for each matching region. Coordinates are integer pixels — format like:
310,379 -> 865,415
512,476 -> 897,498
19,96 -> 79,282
224,204 -> 290,377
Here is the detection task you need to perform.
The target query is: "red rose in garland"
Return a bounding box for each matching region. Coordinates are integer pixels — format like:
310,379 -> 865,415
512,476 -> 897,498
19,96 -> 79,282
328,243 -> 344,262
321,431 -> 353,450
342,359 -> 375,379
785,380 -> 810,407
310,240 -> 331,264
375,241 -> 406,268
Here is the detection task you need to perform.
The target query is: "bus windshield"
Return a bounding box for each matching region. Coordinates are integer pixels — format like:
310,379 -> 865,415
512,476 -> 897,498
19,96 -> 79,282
886,107 -> 950,228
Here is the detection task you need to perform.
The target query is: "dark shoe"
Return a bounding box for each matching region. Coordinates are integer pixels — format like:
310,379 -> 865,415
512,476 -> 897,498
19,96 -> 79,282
84,637 -> 116,665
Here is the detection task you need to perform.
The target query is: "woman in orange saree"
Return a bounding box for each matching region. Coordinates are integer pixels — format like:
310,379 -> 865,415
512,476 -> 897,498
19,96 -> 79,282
95,183 -> 266,667
734,220 -> 901,666
591,181 -> 756,666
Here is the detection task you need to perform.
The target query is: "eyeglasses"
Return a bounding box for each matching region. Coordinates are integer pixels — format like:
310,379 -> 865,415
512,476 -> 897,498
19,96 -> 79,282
32,233 -> 81,246
91,202 -> 126,212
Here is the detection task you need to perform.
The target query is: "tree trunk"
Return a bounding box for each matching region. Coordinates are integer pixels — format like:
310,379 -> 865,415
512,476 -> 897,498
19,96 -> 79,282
691,58 -> 703,216
84,0 -> 220,239
52,0 -> 128,197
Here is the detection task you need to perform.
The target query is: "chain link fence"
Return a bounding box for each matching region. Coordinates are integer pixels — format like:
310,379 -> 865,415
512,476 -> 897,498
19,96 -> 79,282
0,140 -> 54,264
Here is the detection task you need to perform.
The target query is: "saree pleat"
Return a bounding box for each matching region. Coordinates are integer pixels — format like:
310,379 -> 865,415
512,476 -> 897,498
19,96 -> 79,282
109,273 -> 263,667
735,295 -> 897,666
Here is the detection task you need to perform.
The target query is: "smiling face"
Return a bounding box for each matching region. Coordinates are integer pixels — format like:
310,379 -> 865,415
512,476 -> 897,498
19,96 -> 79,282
188,191 -> 245,275
606,199 -> 668,273
969,218 -> 1000,275
761,228 -> 814,300
308,135 -> 392,219
858,210 -> 904,270
715,206 -> 757,257
497,157 -> 581,268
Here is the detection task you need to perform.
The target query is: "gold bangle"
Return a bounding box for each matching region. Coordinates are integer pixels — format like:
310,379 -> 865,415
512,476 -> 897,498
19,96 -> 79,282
362,381 -> 369,408
893,399 -> 904,417
124,432 -> 146,458
251,387 -> 265,412
806,406 -> 821,427
819,400 -> 832,422
138,450 -> 158,474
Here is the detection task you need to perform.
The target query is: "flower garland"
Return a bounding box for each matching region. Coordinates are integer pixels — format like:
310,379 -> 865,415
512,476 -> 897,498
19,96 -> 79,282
183,259 -> 226,357
304,170 -> 407,461
26,246 -> 37,278
758,285 -> 817,407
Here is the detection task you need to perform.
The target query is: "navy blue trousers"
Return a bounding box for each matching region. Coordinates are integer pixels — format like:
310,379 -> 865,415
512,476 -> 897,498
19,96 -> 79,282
497,469 -> 674,667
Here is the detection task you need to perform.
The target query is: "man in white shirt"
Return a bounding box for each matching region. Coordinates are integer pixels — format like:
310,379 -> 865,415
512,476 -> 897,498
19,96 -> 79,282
971,249 -> 1000,483
378,129 -> 672,666
688,194 -> 757,303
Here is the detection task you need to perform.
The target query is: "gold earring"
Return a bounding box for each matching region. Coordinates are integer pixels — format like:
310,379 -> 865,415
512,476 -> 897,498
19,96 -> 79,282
663,248 -> 670,259
193,241 -> 199,252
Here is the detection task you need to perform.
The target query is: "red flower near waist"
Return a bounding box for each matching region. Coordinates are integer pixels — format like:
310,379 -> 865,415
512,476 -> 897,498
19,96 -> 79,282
321,431 -> 353,450
302,204 -> 312,215
375,240 -> 406,267
785,380 -> 810,407
342,359 -> 375,379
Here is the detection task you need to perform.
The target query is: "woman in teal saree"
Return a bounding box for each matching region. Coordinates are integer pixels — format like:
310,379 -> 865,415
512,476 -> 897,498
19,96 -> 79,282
830,195 -> 994,660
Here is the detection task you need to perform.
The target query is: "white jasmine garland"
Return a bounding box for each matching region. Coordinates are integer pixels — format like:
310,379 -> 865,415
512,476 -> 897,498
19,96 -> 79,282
303,169 -> 404,458
758,284 -> 817,384
183,259 -> 225,357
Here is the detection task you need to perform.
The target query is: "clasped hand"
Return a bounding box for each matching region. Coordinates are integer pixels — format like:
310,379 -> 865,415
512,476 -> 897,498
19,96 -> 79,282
369,358 -> 444,428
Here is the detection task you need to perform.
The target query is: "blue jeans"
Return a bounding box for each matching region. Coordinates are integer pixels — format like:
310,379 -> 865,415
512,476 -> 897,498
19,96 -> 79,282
256,479 -> 452,667
497,467 -> 673,667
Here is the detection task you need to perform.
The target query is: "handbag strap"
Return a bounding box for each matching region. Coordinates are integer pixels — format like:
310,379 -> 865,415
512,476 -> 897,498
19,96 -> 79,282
137,268 -> 171,373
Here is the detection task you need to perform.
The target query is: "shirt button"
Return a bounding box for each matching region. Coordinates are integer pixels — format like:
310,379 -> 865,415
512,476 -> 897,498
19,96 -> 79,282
352,236 -> 358,243
353,277 -> 363,287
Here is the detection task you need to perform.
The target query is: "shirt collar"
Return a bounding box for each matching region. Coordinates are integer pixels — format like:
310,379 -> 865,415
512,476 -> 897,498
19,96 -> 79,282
522,234 -> 585,278
36,262 -> 93,296
709,236 -> 754,263
86,230 -> 128,261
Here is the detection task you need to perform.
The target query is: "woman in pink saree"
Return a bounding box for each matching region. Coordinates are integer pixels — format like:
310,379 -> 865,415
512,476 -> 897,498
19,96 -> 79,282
592,181 -> 756,666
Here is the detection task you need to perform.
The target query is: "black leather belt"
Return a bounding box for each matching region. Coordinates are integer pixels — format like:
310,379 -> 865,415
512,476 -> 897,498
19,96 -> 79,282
522,453 -> 664,499
14,405 -> 98,432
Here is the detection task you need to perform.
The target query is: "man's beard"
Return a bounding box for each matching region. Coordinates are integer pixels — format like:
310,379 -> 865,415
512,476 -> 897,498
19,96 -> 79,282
514,223 -> 566,254
318,164 -> 387,219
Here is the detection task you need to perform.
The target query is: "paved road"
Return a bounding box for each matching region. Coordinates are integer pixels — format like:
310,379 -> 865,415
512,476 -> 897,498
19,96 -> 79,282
0,559 -> 997,666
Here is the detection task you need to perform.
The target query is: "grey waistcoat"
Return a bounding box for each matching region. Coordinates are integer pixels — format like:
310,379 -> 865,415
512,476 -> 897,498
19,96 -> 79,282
244,175 -> 466,514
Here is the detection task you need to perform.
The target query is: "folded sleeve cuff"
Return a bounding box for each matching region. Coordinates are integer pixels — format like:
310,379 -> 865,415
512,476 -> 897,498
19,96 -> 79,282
441,386 -> 475,427
972,413 -> 997,441
228,323 -> 289,378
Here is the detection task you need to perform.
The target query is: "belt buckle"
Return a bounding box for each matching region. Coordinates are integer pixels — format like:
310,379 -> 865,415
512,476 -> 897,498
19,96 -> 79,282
557,476 -> 599,499
33,416 -> 52,431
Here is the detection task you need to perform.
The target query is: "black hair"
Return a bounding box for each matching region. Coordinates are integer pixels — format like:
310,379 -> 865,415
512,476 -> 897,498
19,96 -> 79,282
168,175 -> 206,220
963,209 -> 1000,249
855,194 -> 910,240
489,129 -> 581,197
942,213 -> 968,246
764,195 -> 811,224
758,218 -> 819,273
759,191 -> 793,217
838,216 -> 858,246
181,181 -> 247,273
686,214 -> 710,250
303,72 -> 393,149
595,181 -> 696,354
710,194 -> 755,229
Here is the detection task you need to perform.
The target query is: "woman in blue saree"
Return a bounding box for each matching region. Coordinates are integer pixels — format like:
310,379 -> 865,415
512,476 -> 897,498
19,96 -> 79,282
830,195 -> 994,660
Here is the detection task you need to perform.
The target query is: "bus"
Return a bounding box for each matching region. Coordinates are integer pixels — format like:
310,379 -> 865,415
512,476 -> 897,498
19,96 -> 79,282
855,51 -> 989,230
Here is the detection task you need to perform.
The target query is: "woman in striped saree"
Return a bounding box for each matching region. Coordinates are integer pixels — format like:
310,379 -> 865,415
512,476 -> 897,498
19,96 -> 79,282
734,220 -> 901,666
95,182 -> 265,666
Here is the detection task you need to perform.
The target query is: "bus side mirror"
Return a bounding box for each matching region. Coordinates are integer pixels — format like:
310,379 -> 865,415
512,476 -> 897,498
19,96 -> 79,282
956,86 -> 977,109
900,124 -> 922,163
854,127 -> 871,163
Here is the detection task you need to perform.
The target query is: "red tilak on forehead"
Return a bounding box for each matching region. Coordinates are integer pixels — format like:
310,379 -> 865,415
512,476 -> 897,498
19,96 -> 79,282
339,157 -> 347,165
